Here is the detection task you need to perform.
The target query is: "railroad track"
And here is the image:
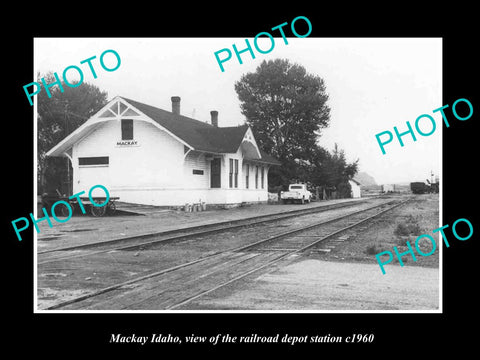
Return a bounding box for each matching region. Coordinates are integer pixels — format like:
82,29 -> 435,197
40,197 -> 410,311
37,197 -> 382,265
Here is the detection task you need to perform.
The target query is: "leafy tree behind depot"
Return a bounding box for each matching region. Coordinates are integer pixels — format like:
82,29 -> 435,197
235,59 -> 330,162
235,59 -> 358,196
37,72 -> 108,195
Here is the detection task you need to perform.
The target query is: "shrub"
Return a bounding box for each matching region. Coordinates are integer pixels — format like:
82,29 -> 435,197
396,236 -> 410,246
365,244 -> 379,255
394,221 -> 422,236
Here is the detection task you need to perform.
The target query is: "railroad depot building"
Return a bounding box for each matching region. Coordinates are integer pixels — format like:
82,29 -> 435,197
46,96 -> 280,207
349,179 -> 361,198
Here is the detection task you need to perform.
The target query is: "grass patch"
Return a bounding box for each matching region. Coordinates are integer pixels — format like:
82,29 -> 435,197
364,244 -> 388,255
396,236 -> 410,246
365,244 -> 379,255
394,215 -> 423,236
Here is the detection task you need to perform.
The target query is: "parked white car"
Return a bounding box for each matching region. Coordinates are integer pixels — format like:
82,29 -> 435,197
280,184 -> 312,204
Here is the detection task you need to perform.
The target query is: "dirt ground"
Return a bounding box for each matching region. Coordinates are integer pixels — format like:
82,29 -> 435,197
37,194 -> 440,311
181,258 -> 439,311
305,194 -> 440,270
178,194 -> 441,311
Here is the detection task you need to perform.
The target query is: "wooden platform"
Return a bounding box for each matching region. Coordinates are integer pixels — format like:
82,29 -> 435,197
114,201 -> 175,216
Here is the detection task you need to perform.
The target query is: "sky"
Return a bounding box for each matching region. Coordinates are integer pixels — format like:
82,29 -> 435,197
34,37 -> 442,185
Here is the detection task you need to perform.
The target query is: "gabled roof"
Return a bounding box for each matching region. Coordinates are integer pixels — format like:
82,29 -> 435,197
121,97 -> 248,153
46,96 -> 280,165
258,150 -> 282,165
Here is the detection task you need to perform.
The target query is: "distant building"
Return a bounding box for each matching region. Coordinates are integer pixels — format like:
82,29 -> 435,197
349,179 -> 361,198
382,184 -> 395,193
46,96 -> 280,207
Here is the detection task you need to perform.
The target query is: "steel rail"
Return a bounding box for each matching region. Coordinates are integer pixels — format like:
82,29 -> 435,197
166,198 -> 410,310
43,197 -> 409,310
38,198 -> 380,265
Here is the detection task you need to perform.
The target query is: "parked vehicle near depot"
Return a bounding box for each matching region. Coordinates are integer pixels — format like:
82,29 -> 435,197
280,184 -> 312,204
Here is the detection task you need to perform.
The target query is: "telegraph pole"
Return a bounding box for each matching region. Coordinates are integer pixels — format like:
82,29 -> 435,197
64,101 -> 70,196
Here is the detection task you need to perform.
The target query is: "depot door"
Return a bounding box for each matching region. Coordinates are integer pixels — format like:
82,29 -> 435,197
77,156 -> 110,197
210,158 -> 221,188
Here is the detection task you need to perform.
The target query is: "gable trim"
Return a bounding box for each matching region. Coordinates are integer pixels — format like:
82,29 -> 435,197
46,96 -> 195,157
239,127 -> 262,159
118,97 -> 194,150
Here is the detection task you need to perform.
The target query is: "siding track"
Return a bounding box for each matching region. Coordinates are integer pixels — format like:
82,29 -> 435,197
39,197 -> 410,310
38,198 -> 377,264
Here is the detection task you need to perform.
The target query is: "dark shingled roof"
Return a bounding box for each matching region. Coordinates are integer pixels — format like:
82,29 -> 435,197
122,97 -> 247,153
258,150 -> 282,165
121,97 -> 280,164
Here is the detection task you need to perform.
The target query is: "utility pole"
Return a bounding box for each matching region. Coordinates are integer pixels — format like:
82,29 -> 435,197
64,101 -> 71,196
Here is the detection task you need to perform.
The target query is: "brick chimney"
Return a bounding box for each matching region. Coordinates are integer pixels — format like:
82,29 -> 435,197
171,96 -> 181,115
210,110 -> 218,127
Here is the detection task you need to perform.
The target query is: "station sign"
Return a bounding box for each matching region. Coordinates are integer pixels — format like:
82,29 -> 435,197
116,140 -> 139,147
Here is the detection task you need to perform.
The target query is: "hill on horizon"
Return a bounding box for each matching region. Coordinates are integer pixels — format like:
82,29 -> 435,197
354,171 -> 377,186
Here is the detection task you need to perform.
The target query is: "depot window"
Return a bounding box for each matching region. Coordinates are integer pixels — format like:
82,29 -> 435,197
261,166 -> 264,189
229,159 -> 239,188
78,156 -> 109,166
234,159 -> 238,188
121,119 -> 134,140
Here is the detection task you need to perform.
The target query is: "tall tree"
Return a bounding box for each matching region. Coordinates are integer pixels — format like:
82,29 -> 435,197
235,59 -> 330,187
310,143 -> 359,198
37,72 -> 108,194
